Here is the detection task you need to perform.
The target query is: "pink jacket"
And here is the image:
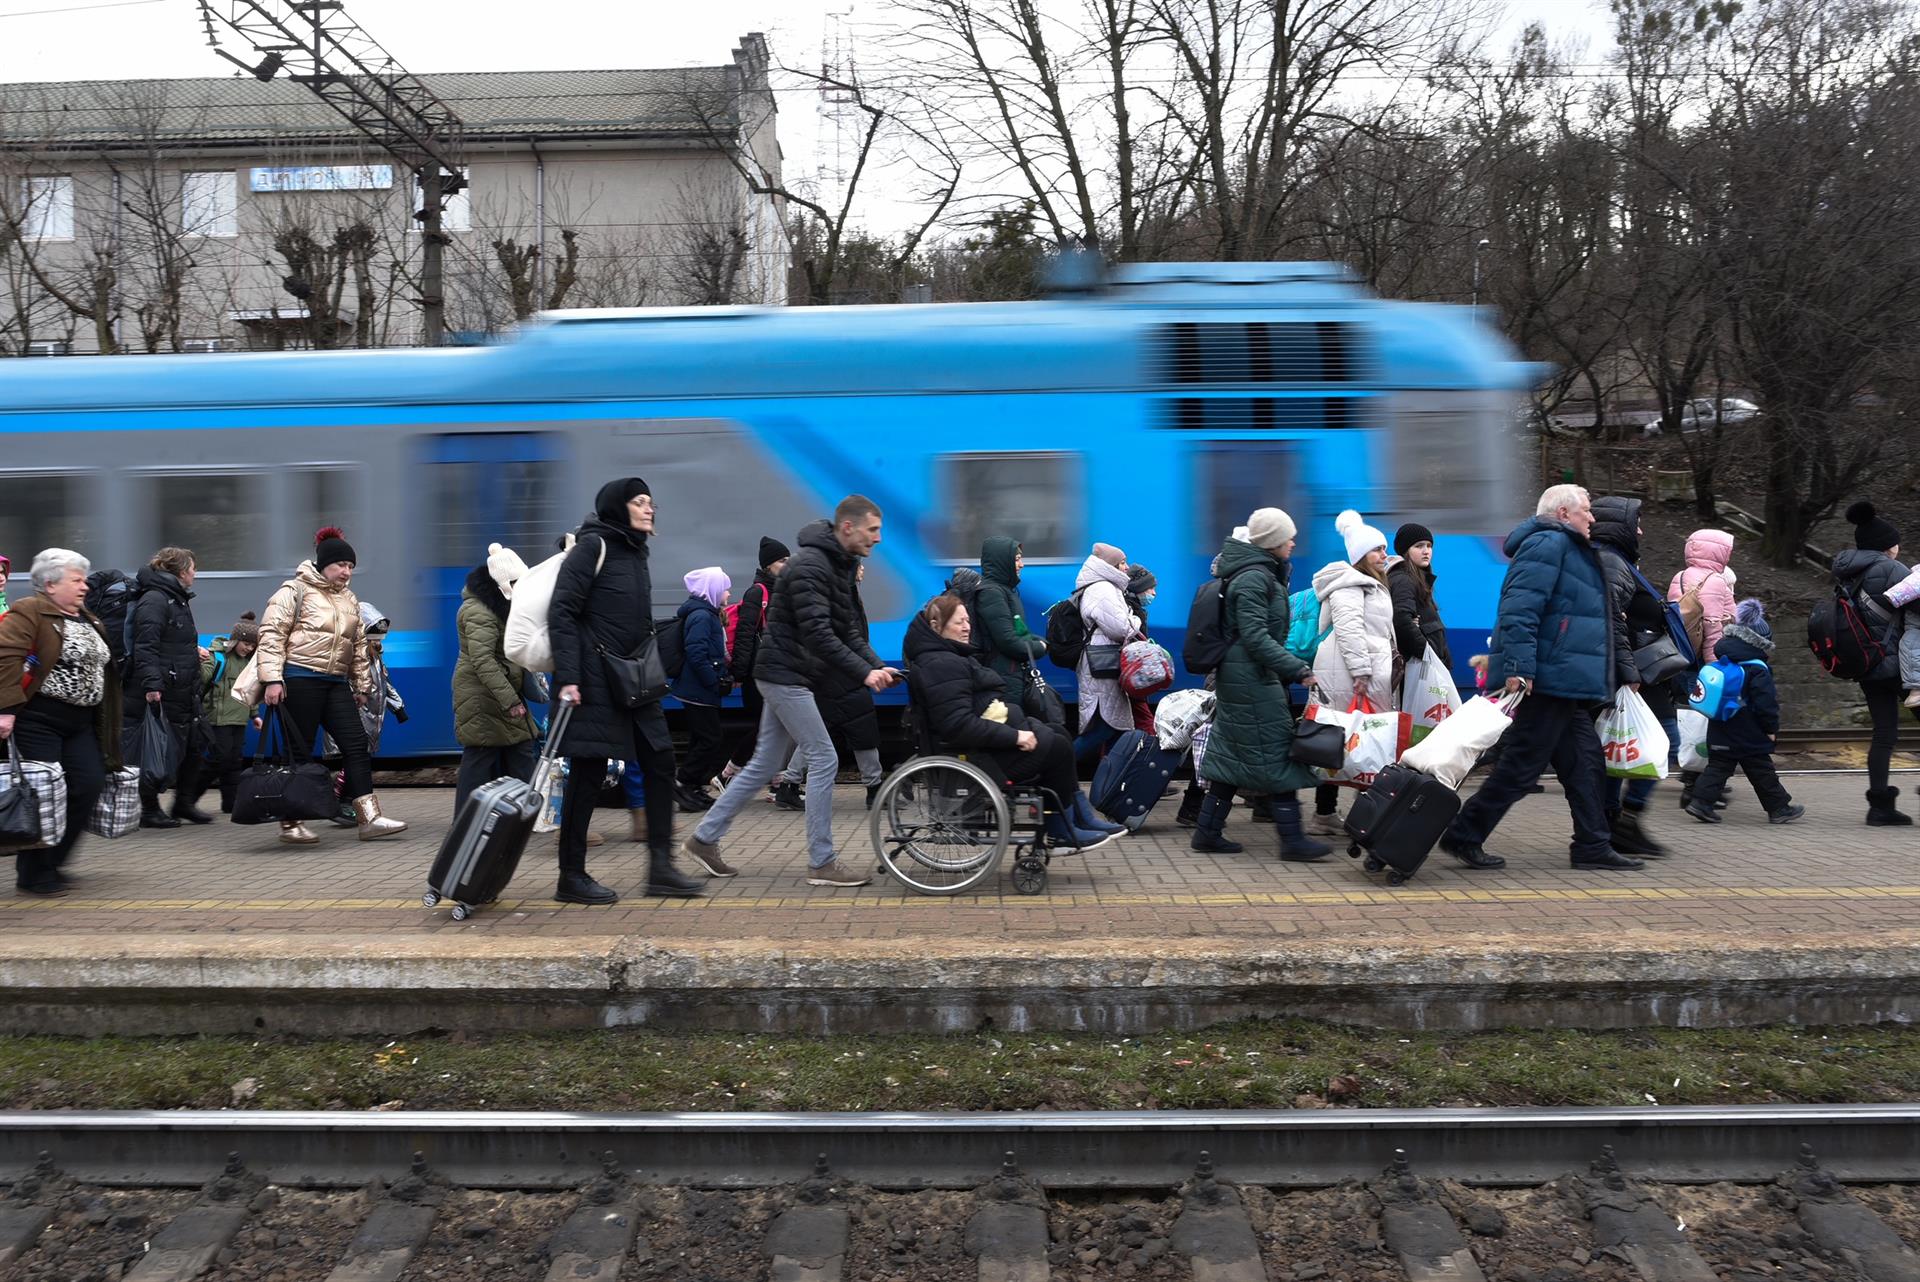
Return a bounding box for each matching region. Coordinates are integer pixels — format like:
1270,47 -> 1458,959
1667,529 -> 1737,662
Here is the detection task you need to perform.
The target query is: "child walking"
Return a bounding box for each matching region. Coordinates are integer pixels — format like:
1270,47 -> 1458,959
672,567 -> 734,813
1683,599 -> 1805,825
199,612 -> 261,813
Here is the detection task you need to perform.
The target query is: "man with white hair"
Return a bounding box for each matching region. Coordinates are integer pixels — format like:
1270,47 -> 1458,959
1439,484 -> 1644,872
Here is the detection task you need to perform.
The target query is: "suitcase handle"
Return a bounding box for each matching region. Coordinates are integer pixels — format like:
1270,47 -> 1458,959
536,699 -> 573,771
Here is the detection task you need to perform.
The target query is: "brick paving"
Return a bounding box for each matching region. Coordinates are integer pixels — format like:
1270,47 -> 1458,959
2,771 -> 1915,948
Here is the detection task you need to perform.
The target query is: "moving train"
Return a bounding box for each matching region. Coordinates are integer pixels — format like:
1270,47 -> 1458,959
0,261 -> 1539,757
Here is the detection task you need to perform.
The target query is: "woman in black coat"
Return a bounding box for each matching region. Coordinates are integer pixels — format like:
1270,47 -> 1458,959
125,547 -> 208,828
904,593 -> 1117,851
549,478 -> 705,904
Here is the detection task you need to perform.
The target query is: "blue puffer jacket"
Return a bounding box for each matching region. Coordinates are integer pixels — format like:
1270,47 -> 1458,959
668,596 -> 730,707
1488,516 -> 1613,703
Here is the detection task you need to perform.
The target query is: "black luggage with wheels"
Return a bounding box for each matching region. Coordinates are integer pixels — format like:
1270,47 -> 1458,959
425,703 -> 569,920
1089,728 -> 1183,832
1343,762 -> 1459,885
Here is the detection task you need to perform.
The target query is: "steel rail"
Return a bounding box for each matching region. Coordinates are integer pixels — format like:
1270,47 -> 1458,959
1,1104 -> 1915,1189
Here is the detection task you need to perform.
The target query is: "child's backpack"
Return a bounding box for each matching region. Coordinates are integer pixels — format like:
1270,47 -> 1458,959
1672,574 -> 1711,659
1285,587 -> 1332,665
1807,582 -> 1892,681
84,569 -> 137,667
503,535 -> 606,673
723,584 -> 768,662
1689,658 -> 1767,720
1044,587 -> 1091,671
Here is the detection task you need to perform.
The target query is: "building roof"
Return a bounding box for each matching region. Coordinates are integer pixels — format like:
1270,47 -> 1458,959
0,66 -> 742,149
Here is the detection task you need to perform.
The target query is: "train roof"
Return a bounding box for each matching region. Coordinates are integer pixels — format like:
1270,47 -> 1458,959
0,264 -> 1540,413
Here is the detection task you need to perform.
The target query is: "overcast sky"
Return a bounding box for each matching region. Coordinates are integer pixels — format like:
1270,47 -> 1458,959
0,0 -> 1620,233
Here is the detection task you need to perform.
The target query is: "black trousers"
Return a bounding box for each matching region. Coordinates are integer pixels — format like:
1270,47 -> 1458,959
454,741 -> 538,814
1446,692 -> 1613,859
280,678 -> 373,800
976,726 -> 1079,819
11,696 -> 106,889
203,724 -> 248,811
562,713 -> 675,869
1860,679 -> 1920,792
677,704 -> 730,792
1694,751 -> 1792,814
728,680 -> 765,768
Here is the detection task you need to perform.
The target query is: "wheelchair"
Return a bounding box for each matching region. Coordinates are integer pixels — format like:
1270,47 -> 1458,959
868,750 -> 1066,897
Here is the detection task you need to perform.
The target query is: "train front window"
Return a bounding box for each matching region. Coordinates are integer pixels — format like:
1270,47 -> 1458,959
0,472 -> 95,571
152,472 -> 271,572
938,453 -> 1081,562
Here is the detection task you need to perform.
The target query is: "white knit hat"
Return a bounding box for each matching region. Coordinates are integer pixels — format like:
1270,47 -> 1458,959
1246,508 -> 1297,550
1336,509 -> 1388,564
487,542 -> 530,599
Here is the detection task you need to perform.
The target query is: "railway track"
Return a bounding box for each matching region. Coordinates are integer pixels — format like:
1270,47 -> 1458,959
0,1106 -> 1916,1281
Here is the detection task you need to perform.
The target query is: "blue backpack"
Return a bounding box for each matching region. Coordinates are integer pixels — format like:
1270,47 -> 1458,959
1689,658 -> 1766,721
1285,588 -> 1332,665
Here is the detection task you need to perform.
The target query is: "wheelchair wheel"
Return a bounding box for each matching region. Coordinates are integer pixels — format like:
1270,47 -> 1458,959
869,756 -> 1009,895
1011,855 -> 1049,895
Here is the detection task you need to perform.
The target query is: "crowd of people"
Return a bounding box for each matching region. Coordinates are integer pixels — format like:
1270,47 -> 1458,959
2,477 -> 1917,902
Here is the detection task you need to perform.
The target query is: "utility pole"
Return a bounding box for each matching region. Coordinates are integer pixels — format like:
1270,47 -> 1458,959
198,0 -> 465,346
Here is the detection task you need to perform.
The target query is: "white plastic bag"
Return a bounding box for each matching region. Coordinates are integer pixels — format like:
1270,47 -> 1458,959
1304,698 -> 1412,790
1674,709 -> 1710,776
1886,564 -> 1920,610
1401,692 -> 1522,791
1401,644 -> 1462,745
1596,687 -> 1671,780
1155,688 -> 1214,752
504,535 -> 604,674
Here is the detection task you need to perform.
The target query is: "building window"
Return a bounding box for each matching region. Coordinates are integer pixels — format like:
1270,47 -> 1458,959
181,171 -> 238,237
938,453 -> 1081,562
0,472 -> 95,568
23,340 -> 70,357
148,472 -> 272,573
19,176 -> 72,241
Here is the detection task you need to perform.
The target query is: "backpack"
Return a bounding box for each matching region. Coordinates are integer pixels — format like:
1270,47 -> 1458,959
85,569 -> 137,667
201,649 -> 227,703
655,615 -> 686,679
503,535 -> 607,673
1044,587 -> 1091,671
1673,573 -> 1710,658
1807,581 -> 1893,681
1632,567 -> 1699,668
723,584 -> 769,661
1689,658 -> 1766,720
1181,565 -> 1256,676
1285,587 -> 1333,665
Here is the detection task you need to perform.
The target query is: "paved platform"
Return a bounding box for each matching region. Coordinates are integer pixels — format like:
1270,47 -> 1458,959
1,772 -> 1916,1036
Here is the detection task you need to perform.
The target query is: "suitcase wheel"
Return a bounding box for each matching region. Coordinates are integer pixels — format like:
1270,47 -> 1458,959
1363,856 -> 1383,874
1346,843 -> 1361,859
1011,857 -> 1048,896
450,903 -> 472,921
1386,871 -> 1409,887
422,891 -> 440,909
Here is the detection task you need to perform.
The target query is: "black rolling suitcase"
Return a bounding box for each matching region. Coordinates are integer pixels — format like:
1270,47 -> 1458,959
424,704 -> 569,920
1342,762 -> 1460,885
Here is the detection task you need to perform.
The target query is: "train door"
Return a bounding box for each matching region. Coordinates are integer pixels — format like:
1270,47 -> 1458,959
1190,440 -> 1329,583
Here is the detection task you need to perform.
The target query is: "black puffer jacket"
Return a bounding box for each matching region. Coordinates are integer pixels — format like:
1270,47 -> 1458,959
125,567 -> 201,720
1589,496 -> 1657,694
549,498 -> 671,760
1705,625 -> 1781,759
1385,559 -> 1450,669
904,614 -> 1024,754
753,519 -> 881,695
815,585 -> 880,751
728,570 -> 775,683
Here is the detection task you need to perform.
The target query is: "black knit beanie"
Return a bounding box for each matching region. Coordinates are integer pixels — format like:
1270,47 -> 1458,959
314,526 -> 356,571
1847,501 -> 1900,552
594,477 -> 651,526
1127,564 -> 1157,596
1394,522 -> 1435,558
759,535 -> 791,569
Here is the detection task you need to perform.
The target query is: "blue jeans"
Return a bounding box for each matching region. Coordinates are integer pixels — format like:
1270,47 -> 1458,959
1604,710 -> 1680,811
622,759 -> 647,808
695,681 -> 841,868
1073,712 -> 1124,774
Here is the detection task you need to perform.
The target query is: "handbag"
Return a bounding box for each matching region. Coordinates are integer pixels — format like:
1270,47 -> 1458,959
123,702 -> 180,791
0,739 -> 47,853
232,708 -> 339,825
1289,694 -> 1347,770
1085,643 -> 1123,679
87,766 -> 141,839
1631,633 -> 1690,686
1021,666 -> 1066,733
600,637 -> 669,709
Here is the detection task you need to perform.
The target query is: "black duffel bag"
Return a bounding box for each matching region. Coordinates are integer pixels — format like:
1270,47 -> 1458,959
232,708 -> 338,825
123,702 -> 179,791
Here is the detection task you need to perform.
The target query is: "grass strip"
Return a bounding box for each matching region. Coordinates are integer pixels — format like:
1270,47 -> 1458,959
1,1020 -> 1916,1113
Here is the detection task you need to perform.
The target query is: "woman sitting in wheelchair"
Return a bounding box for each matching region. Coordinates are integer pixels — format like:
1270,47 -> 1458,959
905,593 -> 1125,851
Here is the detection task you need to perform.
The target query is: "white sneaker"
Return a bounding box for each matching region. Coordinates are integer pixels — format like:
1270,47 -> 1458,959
1307,810 -> 1343,837
1906,689 -> 1920,709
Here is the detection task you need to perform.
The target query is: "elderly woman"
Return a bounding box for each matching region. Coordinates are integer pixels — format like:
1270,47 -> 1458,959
0,549 -> 122,896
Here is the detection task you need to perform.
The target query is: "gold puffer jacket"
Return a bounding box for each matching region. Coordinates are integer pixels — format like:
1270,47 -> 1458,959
256,561 -> 372,695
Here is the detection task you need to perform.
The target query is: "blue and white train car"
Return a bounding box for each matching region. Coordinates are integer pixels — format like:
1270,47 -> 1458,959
0,262 -> 1537,756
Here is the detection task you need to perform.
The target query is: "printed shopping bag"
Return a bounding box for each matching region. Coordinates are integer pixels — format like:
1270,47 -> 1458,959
1401,691 -> 1523,791
1305,698 -> 1412,790
1596,687 -> 1671,781
1154,688 -> 1214,752
1400,644 -> 1462,745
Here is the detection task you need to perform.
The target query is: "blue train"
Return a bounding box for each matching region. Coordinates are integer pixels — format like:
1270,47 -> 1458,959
0,262 -> 1538,756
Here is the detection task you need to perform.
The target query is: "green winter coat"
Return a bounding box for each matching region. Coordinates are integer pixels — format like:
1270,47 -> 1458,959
453,586 -> 537,748
198,638 -> 255,727
1198,537 -> 1319,794
975,535 -> 1046,702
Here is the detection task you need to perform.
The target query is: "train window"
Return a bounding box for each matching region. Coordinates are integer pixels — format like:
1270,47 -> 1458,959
0,472 -> 95,567
426,440 -> 557,567
151,472 -> 272,572
290,467 -> 360,558
1193,445 -> 1307,558
938,453 -> 1081,562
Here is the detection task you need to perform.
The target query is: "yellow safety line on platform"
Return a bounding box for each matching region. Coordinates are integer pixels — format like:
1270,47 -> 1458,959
2,885 -> 1920,913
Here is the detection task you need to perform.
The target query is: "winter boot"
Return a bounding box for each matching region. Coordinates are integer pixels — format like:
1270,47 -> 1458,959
865,782 -> 882,810
353,794 -> 408,841
278,820 -> 318,846
1608,806 -> 1669,858
1071,792 -> 1124,836
773,780 -> 804,811
1272,797 -> 1331,862
1044,810 -> 1118,854
1174,787 -> 1203,829
170,797 -> 215,825
646,845 -> 706,898
554,871 -> 619,906
674,783 -> 714,813
1189,794 -> 1245,854
1866,787 -> 1913,826
140,807 -> 181,830
1249,795 -> 1273,823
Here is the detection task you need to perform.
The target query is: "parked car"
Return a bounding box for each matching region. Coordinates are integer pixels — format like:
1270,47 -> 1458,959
1642,398 -> 1760,436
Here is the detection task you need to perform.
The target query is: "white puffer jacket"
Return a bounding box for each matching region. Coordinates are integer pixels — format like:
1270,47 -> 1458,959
1074,554 -> 1140,733
1311,560 -> 1396,710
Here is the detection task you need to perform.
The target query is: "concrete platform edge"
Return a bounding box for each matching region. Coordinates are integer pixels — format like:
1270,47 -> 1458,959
0,931 -> 1915,1036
